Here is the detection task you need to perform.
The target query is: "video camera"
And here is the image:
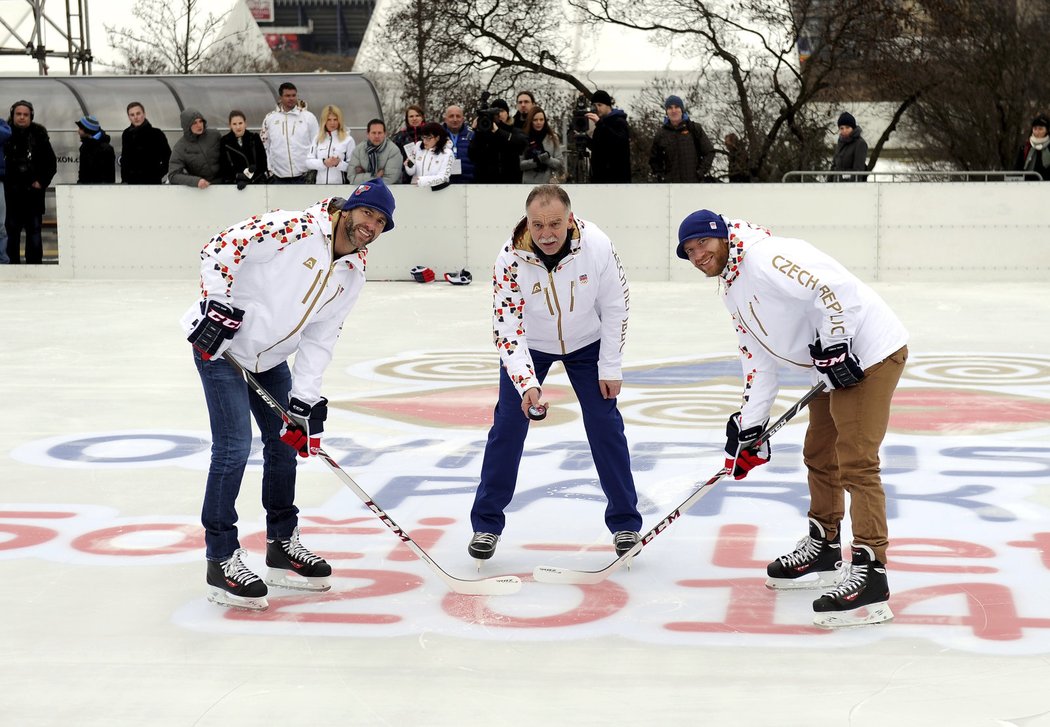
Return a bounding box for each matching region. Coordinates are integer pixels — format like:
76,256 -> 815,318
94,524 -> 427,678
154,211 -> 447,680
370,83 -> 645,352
476,90 -> 497,128
572,93 -> 595,135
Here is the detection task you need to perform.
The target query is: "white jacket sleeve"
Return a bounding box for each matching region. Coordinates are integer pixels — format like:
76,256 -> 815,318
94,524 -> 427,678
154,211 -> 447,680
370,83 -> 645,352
735,325 -> 781,429
197,219 -> 280,302
595,240 -> 629,381
417,145 -> 454,188
492,245 -> 538,396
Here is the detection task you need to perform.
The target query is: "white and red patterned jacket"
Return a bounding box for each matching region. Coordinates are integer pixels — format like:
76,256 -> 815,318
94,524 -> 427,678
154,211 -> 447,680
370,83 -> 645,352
492,216 -> 629,396
719,218 -> 908,428
180,198 -> 365,404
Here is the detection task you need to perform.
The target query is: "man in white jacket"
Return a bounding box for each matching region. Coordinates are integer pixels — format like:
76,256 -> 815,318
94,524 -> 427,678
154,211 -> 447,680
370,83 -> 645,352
467,185 -> 642,563
676,209 -> 908,628
260,81 -> 319,183
181,179 -> 396,611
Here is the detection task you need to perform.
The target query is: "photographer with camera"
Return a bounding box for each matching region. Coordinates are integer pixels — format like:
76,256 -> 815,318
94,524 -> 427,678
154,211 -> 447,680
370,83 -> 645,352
584,90 -> 632,183
220,110 -> 268,190
469,94 -> 528,184
520,107 -> 564,184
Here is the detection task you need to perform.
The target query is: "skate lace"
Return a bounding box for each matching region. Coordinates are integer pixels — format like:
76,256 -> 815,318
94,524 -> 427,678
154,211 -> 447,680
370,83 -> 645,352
285,528 -> 323,565
471,532 -> 498,548
222,549 -> 262,585
614,531 -> 639,547
779,535 -> 821,567
824,562 -> 868,598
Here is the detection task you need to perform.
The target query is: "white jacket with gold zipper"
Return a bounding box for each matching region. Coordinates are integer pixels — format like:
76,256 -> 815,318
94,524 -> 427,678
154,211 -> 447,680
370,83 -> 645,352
492,216 -> 629,397
180,197 -> 364,405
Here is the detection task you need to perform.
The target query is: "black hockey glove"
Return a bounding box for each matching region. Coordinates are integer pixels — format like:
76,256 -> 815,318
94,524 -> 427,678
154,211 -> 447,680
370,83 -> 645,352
280,397 -> 328,458
188,300 -> 245,360
724,412 -> 770,480
810,338 -> 865,389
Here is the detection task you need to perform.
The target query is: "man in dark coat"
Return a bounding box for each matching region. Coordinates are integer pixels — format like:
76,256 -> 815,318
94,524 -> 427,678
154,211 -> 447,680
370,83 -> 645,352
649,95 -> 716,183
585,90 -> 632,183
168,108 -> 222,188
76,115 -> 116,184
4,100 -> 57,264
468,99 -> 528,184
120,102 -> 171,184
830,111 -> 868,182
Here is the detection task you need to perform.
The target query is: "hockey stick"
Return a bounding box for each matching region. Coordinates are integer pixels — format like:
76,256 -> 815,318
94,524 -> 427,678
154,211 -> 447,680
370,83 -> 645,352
533,382 -> 827,585
222,352 -> 522,596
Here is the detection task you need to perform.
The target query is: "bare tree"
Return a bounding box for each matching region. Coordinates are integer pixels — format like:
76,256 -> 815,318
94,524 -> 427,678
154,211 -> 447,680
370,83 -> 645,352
105,0 -> 274,74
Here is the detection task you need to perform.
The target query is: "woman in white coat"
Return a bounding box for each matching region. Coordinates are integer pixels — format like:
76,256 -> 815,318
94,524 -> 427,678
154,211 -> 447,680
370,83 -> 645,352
306,104 -> 356,184
403,122 -> 454,190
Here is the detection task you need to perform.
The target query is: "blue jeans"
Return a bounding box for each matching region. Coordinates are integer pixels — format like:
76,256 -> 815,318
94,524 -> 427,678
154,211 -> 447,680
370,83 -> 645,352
193,350 -> 299,561
470,339 -> 642,536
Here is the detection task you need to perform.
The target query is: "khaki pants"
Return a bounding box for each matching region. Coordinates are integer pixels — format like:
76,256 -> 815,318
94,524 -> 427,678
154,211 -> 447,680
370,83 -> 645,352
803,345 -> 908,563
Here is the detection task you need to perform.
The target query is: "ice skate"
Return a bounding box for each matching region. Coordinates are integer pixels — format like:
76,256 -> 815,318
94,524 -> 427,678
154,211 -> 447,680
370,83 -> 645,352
207,548 -> 269,611
468,532 -> 499,569
812,544 -> 893,628
765,518 -> 846,590
264,527 -> 333,592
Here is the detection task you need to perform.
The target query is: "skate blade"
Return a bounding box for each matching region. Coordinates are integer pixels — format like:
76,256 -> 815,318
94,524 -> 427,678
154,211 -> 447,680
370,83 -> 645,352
207,588 -> 269,611
264,569 -> 332,592
812,602 -> 894,629
766,566 -> 846,591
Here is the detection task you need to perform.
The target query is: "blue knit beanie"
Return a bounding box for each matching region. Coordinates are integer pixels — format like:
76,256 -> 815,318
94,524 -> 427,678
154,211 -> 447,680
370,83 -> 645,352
342,178 -> 396,231
676,210 -> 728,260
665,95 -> 686,112
76,115 -> 101,134
837,112 -> 856,128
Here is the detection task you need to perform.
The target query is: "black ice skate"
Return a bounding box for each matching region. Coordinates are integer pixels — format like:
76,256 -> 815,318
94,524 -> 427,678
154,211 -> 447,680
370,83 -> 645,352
765,517 -> 846,590
613,530 -> 641,558
812,544 -> 893,628
265,527 -> 333,592
207,548 -> 269,611
468,532 -> 499,567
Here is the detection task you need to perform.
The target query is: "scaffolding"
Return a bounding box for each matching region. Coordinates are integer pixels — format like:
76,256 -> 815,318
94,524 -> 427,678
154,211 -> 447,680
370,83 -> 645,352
0,0 -> 93,75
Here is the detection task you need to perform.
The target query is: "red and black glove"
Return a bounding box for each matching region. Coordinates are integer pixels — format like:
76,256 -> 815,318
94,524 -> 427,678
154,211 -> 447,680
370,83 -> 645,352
280,397 -> 328,458
187,300 -> 244,360
724,412 -> 770,480
411,265 -> 435,283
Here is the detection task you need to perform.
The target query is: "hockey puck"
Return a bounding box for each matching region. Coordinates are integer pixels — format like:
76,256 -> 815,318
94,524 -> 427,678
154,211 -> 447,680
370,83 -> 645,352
527,405 -> 547,421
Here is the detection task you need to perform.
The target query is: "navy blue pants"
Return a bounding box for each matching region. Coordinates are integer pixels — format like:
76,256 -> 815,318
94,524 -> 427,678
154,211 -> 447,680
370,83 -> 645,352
470,339 -> 642,536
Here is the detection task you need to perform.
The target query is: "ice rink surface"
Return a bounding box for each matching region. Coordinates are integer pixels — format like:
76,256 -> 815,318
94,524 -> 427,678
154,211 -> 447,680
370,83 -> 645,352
3,277 -> 1050,726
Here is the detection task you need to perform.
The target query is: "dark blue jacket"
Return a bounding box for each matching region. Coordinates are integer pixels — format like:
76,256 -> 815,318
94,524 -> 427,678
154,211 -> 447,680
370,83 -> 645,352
0,119 -> 10,178
443,123 -> 475,183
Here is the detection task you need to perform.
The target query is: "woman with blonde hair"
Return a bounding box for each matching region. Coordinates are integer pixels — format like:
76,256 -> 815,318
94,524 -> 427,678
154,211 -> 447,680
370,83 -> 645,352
306,104 -> 357,184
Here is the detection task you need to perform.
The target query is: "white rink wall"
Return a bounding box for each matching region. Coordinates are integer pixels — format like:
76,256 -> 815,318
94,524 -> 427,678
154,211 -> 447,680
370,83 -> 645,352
11,182 -> 1050,282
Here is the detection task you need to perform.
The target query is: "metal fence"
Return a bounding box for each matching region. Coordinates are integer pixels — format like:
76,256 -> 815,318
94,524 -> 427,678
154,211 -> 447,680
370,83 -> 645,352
781,170 -> 1044,183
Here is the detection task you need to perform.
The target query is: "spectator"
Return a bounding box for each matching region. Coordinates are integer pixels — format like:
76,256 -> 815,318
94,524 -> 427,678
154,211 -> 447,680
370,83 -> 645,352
0,115 -> 10,264
442,104 -> 475,183
120,102 -> 170,184
467,184 -> 642,564
347,119 -> 403,185
468,98 -> 528,184
403,121 -> 454,190
261,82 -> 319,184
725,132 -> 751,183
585,90 -> 631,183
648,95 -> 715,183
512,91 -> 536,130
390,105 -> 426,175
181,179 -> 397,611
168,108 -> 222,188
830,111 -> 868,182
4,100 -> 56,265
75,115 -> 116,184
1014,113 -> 1050,181
519,106 -> 564,184
219,110 -> 268,188
306,104 -> 356,185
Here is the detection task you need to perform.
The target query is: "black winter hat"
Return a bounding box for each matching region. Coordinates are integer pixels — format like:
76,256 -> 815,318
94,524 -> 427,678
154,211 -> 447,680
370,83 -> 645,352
1032,114 -> 1050,129
837,112 -> 856,128
592,90 -> 615,106
489,98 -> 510,113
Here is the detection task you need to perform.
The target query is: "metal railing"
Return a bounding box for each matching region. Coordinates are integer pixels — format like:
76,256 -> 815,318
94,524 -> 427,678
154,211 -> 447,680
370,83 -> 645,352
781,170 -> 1043,182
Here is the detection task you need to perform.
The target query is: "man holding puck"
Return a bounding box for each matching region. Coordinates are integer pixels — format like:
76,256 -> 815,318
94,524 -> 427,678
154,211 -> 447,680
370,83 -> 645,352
467,184 -> 642,563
